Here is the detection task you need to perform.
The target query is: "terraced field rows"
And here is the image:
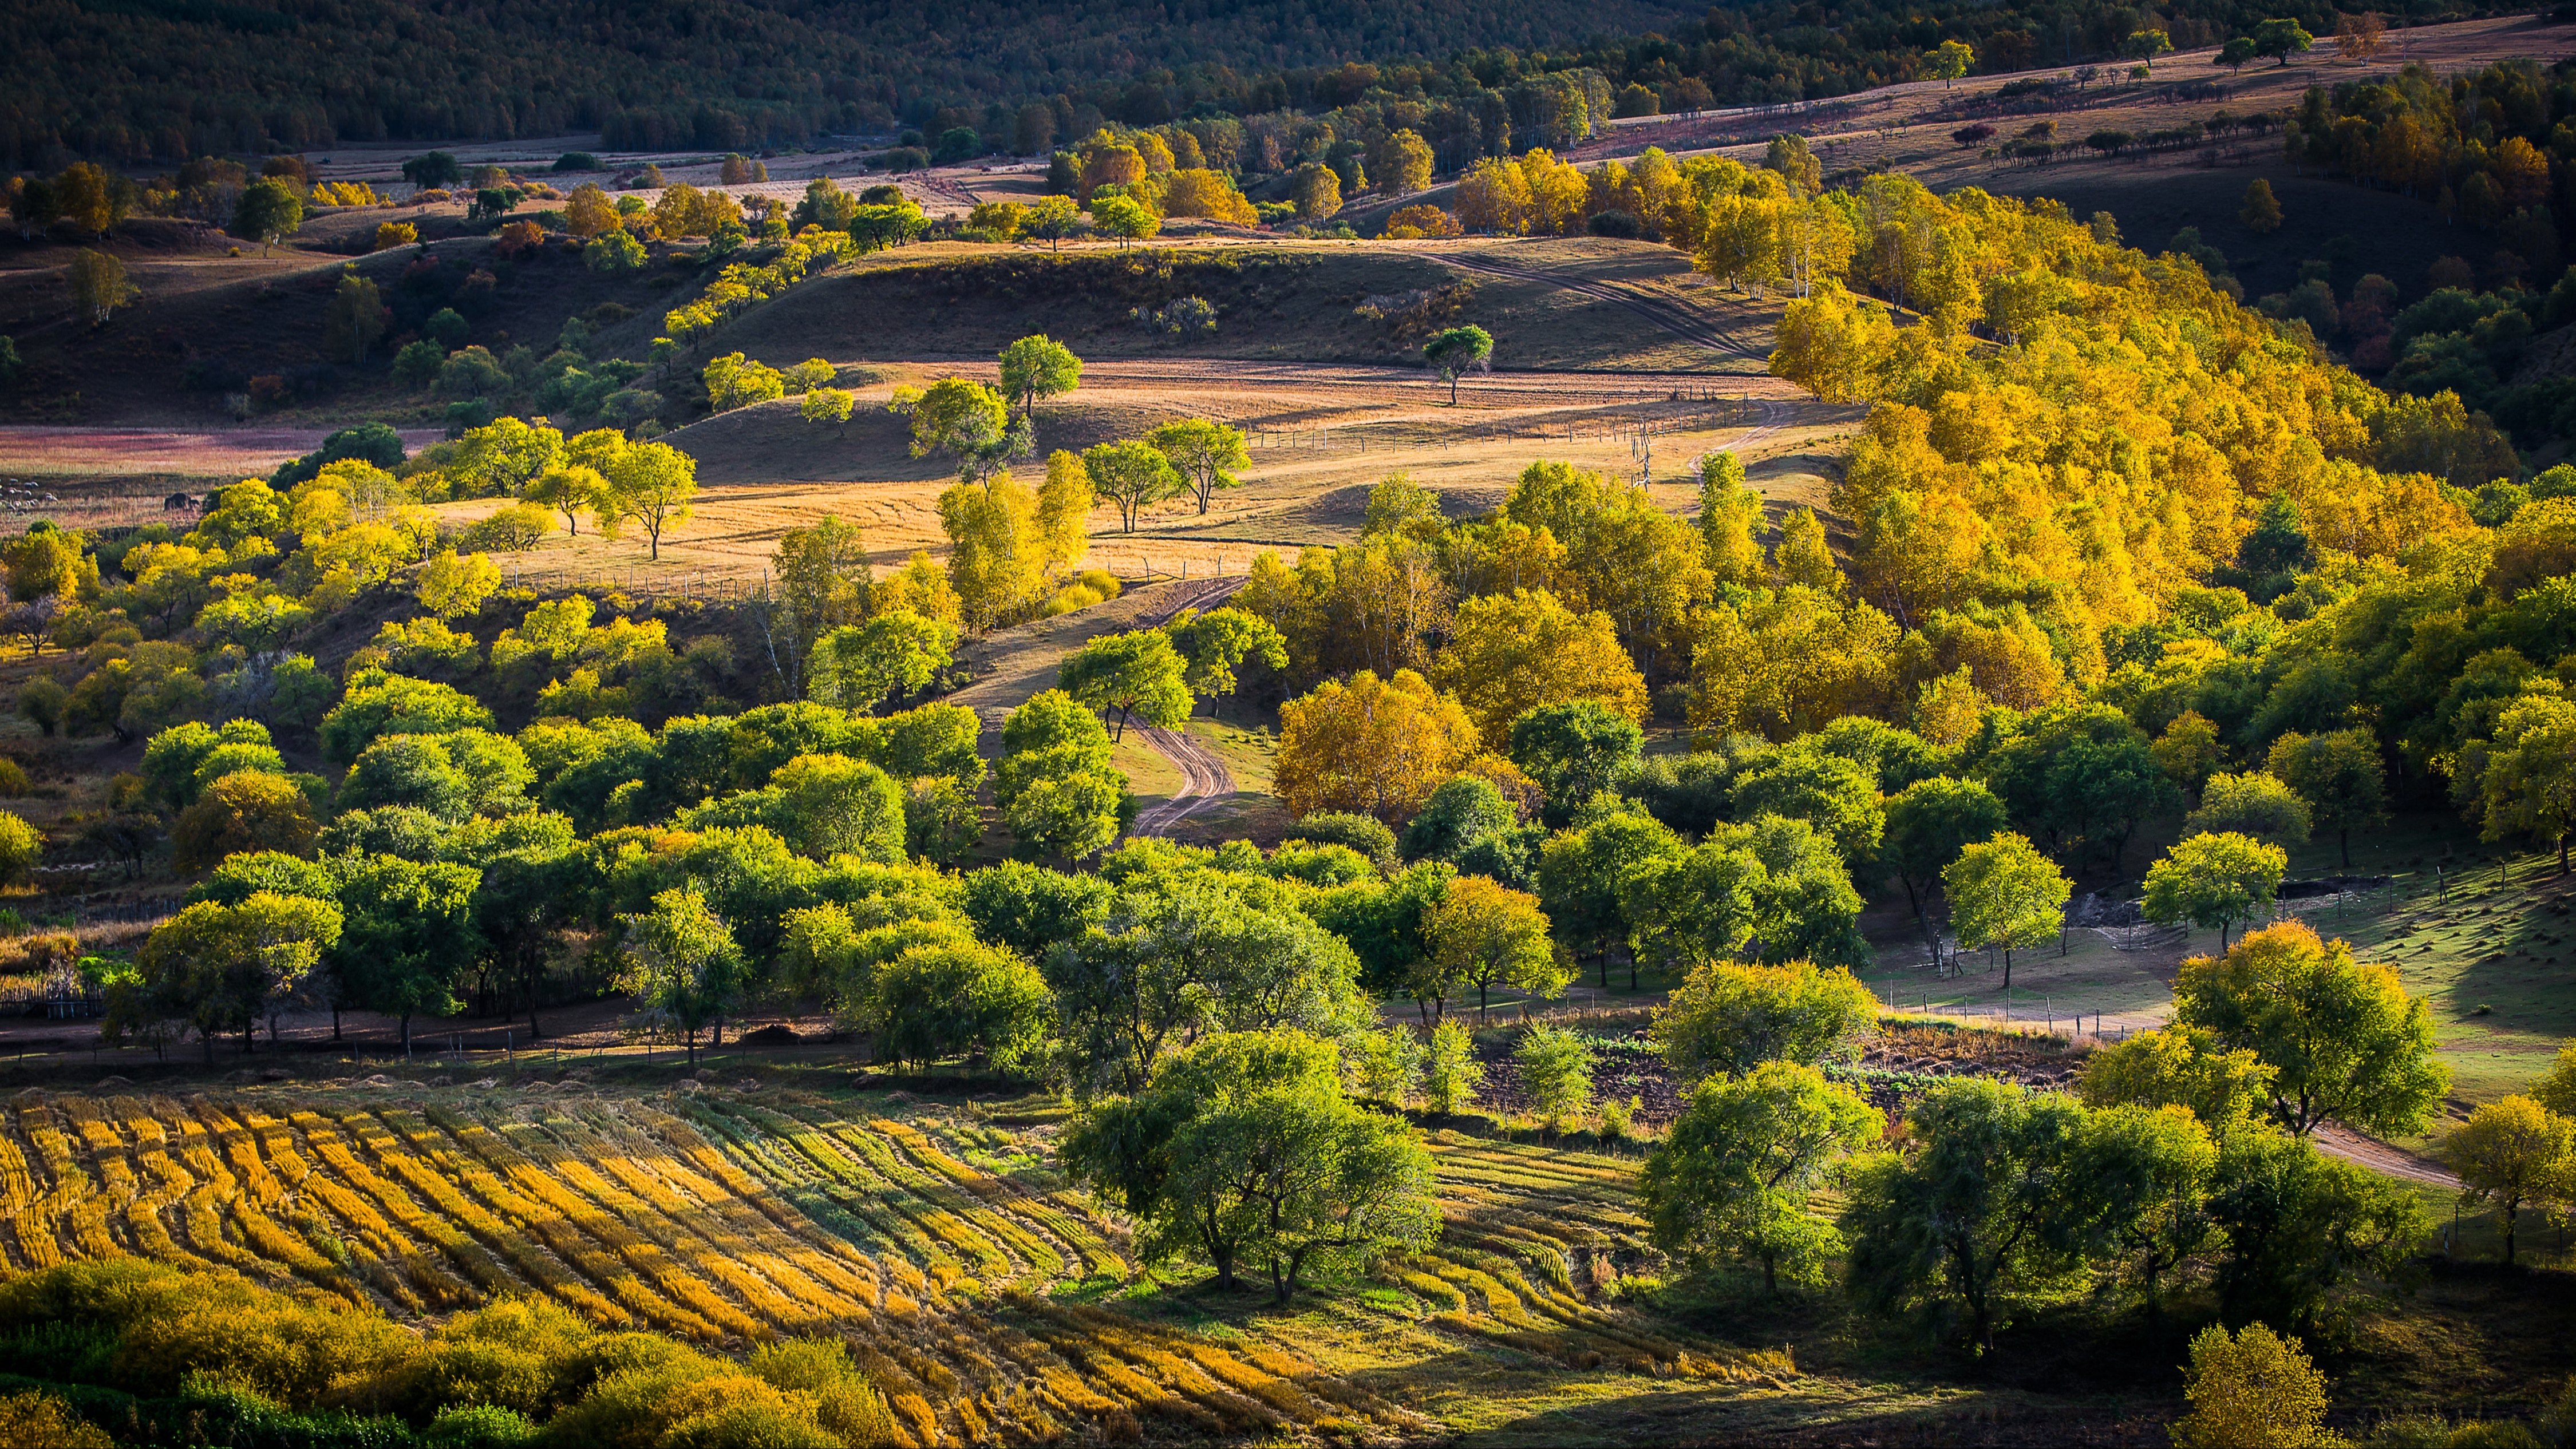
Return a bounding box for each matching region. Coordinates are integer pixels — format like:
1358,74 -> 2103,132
1,1084 -> 1785,1442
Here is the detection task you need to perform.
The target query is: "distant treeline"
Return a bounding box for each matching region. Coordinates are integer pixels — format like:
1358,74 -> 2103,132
0,0 -> 2522,171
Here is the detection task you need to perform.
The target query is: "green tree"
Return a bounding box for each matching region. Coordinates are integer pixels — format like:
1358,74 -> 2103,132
762,513 -> 873,695
1059,630 -> 1192,741
1653,957 -> 1879,1083
1538,806 -> 1683,987
524,466 -> 609,540
750,753 -> 908,862
808,612 -> 957,713
1164,606 -> 1286,707
1063,1029 -> 1439,1300
1024,195 -> 1081,250
0,811 -> 41,886
323,269 -> 388,363
2080,1102 -> 2219,1319
2186,771 -> 2310,847
1506,700 -> 1643,824
1420,873 -> 1567,1022
997,335 -> 1082,419
2144,832 -> 2287,952
1883,775 -> 2008,955
1400,775 -> 1518,868
1091,194 -> 1159,247
1082,438 -> 1183,532
320,668 -> 494,765
132,892 -> 341,1062
874,941 -> 1054,1076
2479,694 -> 2576,874
893,377 -> 1029,488
1147,419 -> 1249,516
1424,326 -> 1494,405
1840,1079 -> 2102,1350
2174,921 -> 2449,1138
595,438 -> 697,560
2239,179 -> 2283,235
1925,38 -> 1974,86
1696,450 -> 1765,585
232,181 -> 303,251
1644,1061 -> 1879,1295
2121,27 -> 2172,70
2266,729 -> 2384,868
416,548 -> 500,620
1942,831 -> 2069,987
2253,17 -> 2314,64
2440,1095 -> 2571,1265
330,852 -> 481,1057
1054,880 -> 1368,1093
616,885 -> 746,1066
995,689 -> 1128,865
2205,1121 -> 2426,1329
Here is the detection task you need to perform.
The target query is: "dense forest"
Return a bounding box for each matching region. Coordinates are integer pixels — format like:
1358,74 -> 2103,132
0,0 -> 2518,167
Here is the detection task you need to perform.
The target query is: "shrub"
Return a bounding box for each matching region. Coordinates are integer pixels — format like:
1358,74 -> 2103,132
1286,810 -> 1398,870
1515,1023 -> 1594,1127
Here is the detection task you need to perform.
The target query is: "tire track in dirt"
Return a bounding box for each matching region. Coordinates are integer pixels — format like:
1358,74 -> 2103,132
1127,577 -> 1246,837
1428,251 -> 1766,360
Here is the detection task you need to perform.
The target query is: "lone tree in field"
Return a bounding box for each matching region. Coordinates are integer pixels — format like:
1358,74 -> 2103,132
66,249 -> 136,327
1147,418 -> 1249,514
2240,179 -> 2283,234
1925,39 -> 1974,88
2253,17 -> 2314,65
2122,28 -> 2172,72
1425,326 -> 1494,405
1081,438 -> 1182,532
1064,1029 -> 1438,1301
233,180 -> 303,252
892,377 -> 1030,489
998,335 -> 1082,419
1943,831 -> 2069,987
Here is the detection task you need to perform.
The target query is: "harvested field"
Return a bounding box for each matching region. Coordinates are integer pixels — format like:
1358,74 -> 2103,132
0,1079 -> 1797,1443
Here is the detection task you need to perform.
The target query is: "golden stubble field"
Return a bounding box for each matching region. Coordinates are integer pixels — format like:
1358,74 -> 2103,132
0,1076 -> 1874,1445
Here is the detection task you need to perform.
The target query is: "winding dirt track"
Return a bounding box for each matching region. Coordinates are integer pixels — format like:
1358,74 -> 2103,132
1127,577 -> 1248,836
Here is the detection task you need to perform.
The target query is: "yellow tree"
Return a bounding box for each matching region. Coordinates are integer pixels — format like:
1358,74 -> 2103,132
2441,1095 -> 2573,1265
1769,283 -> 1895,402
940,474 -> 1045,630
1275,668 -> 1481,824
1435,588 -> 1648,748
2172,1324 -> 2337,1449
1036,450 -> 1095,580
1421,874 -> 1570,1022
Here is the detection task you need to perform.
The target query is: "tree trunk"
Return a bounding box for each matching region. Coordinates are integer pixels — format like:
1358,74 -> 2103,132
2003,949 -> 2012,991
331,1007 -> 342,1041
685,1026 -> 699,1067
401,1012 -> 412,1059
2340,826 -> 2350,868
